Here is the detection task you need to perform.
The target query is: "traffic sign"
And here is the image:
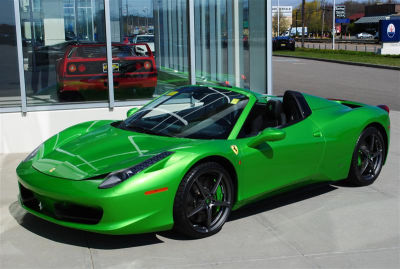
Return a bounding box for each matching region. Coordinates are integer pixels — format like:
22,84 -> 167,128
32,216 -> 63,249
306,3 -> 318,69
336,5 -> 346,18
380,20 -> 400,43
336,18 -> 350,24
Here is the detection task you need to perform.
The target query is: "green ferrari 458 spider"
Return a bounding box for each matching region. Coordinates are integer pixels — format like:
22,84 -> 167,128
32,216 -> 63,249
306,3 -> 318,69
17,85 -> 390,238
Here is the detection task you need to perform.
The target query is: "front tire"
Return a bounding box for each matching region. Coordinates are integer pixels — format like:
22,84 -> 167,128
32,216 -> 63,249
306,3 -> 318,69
346,127 -> 385,186
173,162 -> 234,238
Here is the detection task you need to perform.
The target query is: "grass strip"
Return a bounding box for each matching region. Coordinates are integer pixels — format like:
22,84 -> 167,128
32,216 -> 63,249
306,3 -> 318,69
273,48 -> 400,68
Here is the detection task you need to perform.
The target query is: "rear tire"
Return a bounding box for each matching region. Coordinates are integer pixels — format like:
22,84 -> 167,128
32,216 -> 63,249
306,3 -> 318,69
173,162 -> 233,238
346,127 -> 385,186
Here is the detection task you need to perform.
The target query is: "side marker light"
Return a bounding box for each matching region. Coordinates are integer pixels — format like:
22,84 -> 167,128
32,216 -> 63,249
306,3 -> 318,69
145,187 -> 168,195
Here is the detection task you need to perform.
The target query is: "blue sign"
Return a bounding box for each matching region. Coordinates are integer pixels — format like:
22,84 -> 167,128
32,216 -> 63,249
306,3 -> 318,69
335,18 -> 350,24
380,20 -> 400,43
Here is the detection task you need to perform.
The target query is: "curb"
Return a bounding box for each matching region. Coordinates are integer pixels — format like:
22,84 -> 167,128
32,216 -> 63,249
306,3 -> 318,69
273,54 -> 400,71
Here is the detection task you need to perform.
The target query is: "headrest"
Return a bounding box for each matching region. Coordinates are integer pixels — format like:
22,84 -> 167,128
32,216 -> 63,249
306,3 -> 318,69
266,99 -> 283,118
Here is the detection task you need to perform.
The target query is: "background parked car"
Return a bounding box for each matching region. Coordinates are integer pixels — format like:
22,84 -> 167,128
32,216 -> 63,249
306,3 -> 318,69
273,36 -> 295,51
357,32 -> 373,39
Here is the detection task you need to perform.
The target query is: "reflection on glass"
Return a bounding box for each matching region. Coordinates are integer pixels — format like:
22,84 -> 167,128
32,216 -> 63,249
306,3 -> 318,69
20,0 -> 106,105
56,43 -> 157,101
112,0 -> 189,101
0,0 -> 21,108
192,0 -> 249,88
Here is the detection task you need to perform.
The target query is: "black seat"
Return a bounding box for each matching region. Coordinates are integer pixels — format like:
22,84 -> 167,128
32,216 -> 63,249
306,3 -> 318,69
266,99 -> 287,126
282,91 -> 312,124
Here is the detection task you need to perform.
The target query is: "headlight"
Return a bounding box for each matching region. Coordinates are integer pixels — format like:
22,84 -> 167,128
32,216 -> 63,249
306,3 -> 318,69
23,144 -> 42,162
98,151 -> 174,189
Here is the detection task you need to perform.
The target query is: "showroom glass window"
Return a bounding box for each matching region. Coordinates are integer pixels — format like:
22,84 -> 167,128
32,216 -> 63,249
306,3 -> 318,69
19,0 -> 107,105
192,0 -> 249,88
109,0 -> 189,102
0,0 -> 21,107
0,0 -> 268,110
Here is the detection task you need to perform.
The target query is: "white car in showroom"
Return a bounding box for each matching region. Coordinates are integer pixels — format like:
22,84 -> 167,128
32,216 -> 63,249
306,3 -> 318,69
133,35 -> 155,56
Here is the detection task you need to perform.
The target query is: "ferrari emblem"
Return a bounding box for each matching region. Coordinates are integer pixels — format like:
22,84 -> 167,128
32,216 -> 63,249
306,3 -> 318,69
49,167 -> 56,173
231,145 -> 239,155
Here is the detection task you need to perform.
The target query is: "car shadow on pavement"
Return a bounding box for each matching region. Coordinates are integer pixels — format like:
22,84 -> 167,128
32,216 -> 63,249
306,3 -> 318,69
228,182 -> 338,221
8,201 -> 164,249
9,182 -> 339,248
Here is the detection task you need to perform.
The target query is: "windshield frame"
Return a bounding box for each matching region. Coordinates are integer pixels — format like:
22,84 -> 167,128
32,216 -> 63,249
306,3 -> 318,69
119,86 -> 256,140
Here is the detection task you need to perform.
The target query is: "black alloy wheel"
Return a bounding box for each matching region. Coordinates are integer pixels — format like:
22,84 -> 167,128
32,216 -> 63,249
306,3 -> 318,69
173,162 -> 233,238
347,126 -> 386,186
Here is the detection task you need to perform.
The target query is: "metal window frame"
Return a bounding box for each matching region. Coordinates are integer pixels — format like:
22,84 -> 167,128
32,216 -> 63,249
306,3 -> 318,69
187,0 -> 196,85
266,0 -> 273,95
14,0 -> 27,113
104,0 -> 115,109
233,0 -> 240,87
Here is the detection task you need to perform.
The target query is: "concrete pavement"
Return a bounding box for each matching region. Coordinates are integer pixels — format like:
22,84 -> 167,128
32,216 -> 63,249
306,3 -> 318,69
1,111 -> 399,269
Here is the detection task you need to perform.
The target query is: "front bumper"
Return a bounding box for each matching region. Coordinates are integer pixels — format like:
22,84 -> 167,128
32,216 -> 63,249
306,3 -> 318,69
16,162 -> 178,235
59,74 -> 157,92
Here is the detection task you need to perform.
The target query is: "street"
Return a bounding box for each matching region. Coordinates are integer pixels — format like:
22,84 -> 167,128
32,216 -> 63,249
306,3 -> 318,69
273,56 -> 400,111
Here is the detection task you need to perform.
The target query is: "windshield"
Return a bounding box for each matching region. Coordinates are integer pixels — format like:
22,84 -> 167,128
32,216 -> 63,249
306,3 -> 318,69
68,45 -> 137,58
136,36 -> 154,43
118,86 -> 249,139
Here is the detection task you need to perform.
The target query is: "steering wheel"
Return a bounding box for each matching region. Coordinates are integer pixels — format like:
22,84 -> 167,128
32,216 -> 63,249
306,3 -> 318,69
216,117 -> 232,128
148,108 -> 188,126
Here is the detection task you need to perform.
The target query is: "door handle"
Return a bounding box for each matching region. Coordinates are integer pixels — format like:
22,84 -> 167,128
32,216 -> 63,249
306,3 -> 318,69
313,130 -> 322,138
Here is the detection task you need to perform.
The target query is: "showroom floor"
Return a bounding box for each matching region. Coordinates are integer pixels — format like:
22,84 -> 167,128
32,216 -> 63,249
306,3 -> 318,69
1,112 -> 399,269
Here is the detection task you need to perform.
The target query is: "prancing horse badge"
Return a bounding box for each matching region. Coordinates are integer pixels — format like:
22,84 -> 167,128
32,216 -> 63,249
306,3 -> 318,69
231,145 -> 239,155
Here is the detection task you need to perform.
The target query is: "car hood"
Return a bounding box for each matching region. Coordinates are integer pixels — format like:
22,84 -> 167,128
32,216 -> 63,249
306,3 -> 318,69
32,123 -> 190,180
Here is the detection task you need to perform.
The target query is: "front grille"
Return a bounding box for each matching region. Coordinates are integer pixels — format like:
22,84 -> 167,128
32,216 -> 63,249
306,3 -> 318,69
19,183 -> 41,211
19,183 -> 103,225
54,202 -> 103,224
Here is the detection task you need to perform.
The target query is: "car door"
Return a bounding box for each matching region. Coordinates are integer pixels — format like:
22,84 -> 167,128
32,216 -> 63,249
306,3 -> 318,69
233,103 -> 325,203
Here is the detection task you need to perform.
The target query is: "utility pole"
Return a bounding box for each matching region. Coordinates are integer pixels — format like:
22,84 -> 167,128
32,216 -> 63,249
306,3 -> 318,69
301,0 -> 305,48
277,0 -> 280,36
321,0 -> 325,38
126,0 -> 129,35
295,11 -> 298,37
333,0 -> 336,50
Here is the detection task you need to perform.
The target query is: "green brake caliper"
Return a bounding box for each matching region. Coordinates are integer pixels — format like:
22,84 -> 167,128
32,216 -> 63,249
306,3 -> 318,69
215,184 -> 223,212
357,150 -> 362,167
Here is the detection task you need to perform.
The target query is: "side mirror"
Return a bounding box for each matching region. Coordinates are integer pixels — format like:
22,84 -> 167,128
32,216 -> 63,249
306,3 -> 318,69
126,107 -> 139,118
248,128 -> 286,148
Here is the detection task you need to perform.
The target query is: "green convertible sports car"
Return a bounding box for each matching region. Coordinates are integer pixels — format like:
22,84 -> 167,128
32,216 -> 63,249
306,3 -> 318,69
17,85 -> 390,238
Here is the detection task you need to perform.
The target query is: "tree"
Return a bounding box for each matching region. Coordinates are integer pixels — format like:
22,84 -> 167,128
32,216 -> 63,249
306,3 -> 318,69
293,0 -> 330,37
302,0 -> 305,47
273,10 -> 290,36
